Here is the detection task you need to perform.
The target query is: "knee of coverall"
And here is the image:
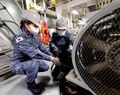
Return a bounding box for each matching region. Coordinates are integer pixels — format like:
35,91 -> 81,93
22,60 -> 40,82
42,63 -> 49,71
11,61 -> 24,75
38,60 -> 49,72
23,60 -> 39,73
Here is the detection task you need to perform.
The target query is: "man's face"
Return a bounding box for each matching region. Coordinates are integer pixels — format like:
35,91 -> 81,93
25,23 -> 39,35
56,28 -> 66,36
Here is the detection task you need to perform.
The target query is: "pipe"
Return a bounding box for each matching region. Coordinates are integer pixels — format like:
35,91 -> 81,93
46,9 -> 57,18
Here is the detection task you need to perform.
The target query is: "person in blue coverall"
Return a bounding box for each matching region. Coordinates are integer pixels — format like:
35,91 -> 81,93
11,10 -> 59,95
49,17 -> 74,81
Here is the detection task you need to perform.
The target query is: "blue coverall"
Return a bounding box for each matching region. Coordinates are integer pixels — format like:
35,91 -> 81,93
49,31 -> 74,57
49,31 -> 74,80
11,27 -> 52,82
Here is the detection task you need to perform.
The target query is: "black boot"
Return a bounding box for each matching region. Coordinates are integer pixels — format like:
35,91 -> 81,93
27,81 -> 43,95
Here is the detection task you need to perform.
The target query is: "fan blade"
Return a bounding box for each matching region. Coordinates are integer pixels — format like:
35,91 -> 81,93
84,35 -> 110,52
85,61 -> 108,74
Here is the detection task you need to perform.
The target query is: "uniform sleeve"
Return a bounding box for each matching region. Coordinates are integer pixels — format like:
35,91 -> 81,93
14,36 -> 52,61
35,37 -> 52,56
49,33 -> 57,50
49,39 -> 55,49
38,42 -> 52,56
35,49 -> 52,61
15,36 -> 38,58
67,32 -> 75,45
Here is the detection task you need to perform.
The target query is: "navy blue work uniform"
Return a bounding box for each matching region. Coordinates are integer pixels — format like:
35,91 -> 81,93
49,31 -> 74,58
11,27 -> 52,82
49,31 -> 74,80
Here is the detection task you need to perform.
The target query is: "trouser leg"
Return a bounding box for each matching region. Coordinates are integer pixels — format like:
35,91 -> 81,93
23,60 -> 46,94
37,60 -> 49,72
22,60 -> 39,83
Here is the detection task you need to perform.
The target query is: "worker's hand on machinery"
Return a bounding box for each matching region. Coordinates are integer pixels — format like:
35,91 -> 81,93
53,46 -> 58,52
53,45 -> 60,53
51,57 -> 60,65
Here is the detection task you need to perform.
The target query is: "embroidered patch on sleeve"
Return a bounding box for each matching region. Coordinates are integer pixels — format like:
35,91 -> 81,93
16,37 -> 24,43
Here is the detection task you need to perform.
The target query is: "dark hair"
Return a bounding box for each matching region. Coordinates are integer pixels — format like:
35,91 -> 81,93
20,19 -> 33,29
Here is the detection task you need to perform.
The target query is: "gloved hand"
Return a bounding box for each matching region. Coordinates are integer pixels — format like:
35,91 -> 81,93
51,57 -> 61,65
52,46 -> 61,57
53,46 -> 59,52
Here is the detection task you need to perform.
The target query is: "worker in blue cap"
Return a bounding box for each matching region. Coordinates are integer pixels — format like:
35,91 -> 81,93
11,10 -> 59,95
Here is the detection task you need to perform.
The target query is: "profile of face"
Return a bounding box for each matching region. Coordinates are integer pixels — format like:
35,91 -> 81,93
25,23 -> 39,35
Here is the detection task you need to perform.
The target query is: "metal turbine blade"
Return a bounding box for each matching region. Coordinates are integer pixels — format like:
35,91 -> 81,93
85,61 -> 108,74
84,35 -> 110,53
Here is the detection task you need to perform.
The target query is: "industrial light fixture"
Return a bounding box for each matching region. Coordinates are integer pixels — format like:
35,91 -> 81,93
71,10 -> 79,15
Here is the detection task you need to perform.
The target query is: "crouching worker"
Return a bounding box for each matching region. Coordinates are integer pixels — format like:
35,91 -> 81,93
49,17 -> 75,81
11,10 -> 59,95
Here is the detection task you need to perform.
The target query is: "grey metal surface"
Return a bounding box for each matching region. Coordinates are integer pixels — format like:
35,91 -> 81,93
72,1 -> 120,95
1,0 -> 22,24
0,0 -> 22,79
0,0 -> 22,35
66,69 -> 88,90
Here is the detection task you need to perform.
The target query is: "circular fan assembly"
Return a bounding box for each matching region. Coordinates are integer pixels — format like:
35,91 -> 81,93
72,1 -> 120,95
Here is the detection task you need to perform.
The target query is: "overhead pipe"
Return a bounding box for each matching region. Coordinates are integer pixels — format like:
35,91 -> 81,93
42,0 -> 57,19
43,0 -> 47,21
45,9 -> 57,18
